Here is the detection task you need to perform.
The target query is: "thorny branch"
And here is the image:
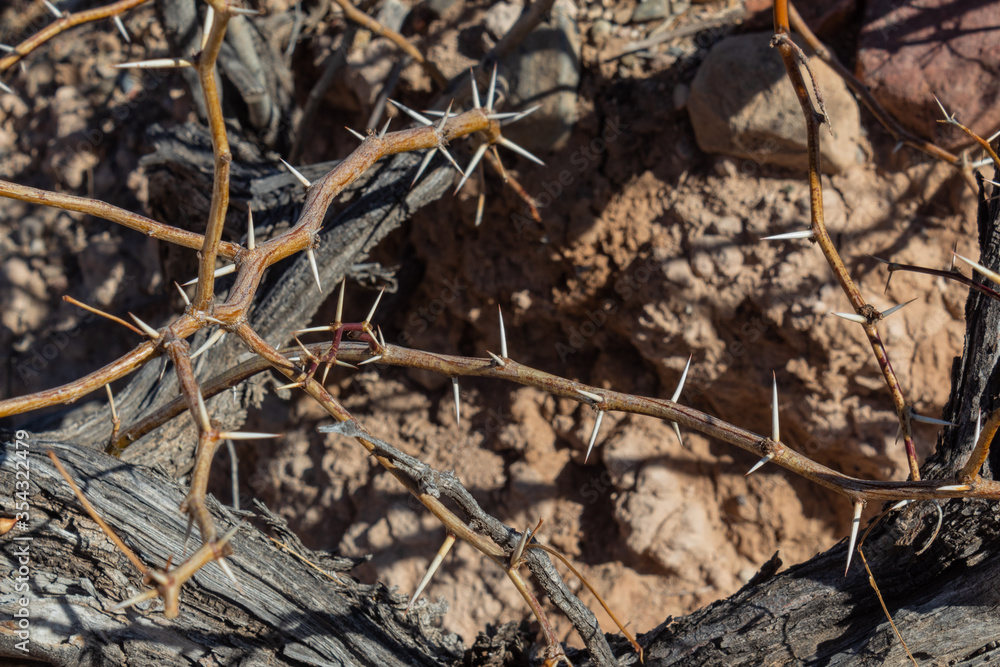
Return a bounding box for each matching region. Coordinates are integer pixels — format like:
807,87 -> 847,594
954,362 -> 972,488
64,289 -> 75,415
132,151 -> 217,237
0,0 -> 149,72
773,1 -> 923,482
3,0 -> 1000,663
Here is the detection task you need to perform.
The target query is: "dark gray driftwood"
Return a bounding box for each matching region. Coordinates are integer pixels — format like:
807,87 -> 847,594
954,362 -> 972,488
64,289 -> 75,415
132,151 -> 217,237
0,438 -> 462,666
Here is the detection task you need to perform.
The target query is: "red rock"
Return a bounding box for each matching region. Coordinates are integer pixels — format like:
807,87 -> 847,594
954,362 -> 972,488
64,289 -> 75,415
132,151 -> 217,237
857,0 -> 1000,149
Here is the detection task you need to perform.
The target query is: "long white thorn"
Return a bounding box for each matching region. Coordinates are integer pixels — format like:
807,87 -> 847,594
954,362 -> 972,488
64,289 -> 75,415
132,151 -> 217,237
116,57 -> 193,69
0,80 -> 13,95
105,384 -> 118,422
112,15 -> 131,43
455,144 -> 488,193
365,287 -> 386,325
880,298 -> 917,319
195,388 -> 211,431
215,556 -> 241,589
585,410 -> 605,463
954,253 -> 1000,285
490,105 -> 542,121
936,484 -> 972,492
346,126 -> 366,142
42,0 -> 63,17
762,230 -> 814,241
295,325 -> 333,334
452,378 -> 461,425
306,248 -> 322,292
771,372 -> 780,442
844,501 -> 863,576
129,313 -> 160,339
498,306 -> 508,358
227,5 -> 263,15
174,282 -> 191,306
497,137 -> 545,166
670,422 -> 684,449
411,147 -> 437,187
280,158 -> 312,188
191,329 -> 226,359
247,209 -> 255,250
111,588 -> 158,612
889,499 -> 911,511
469,68 -> 480,109
218,431 -> 282,440
335,279 -> 346,324
575,388 -> 603,404
487,111 -> 523,120
498,104 -> 542,124
474,191 -> 485,227
437,101 -> 453,132
201,5 -> 214,51
667,356 -> 692,448
974,409 -> 983,449
438,145 -> 465,175
487,351 -> 506,367
406,533 -> 457,613
389,99 -> 433,126
182,264 -> 236,286
932,94 -> 956,123
378,117 -> 391,139
909,411 -> 955,427
671,355 -> 692,402
486,63 -> 497,112
830,311 -> 868,324
745,453 -> 772,476
358,355 -> 383,366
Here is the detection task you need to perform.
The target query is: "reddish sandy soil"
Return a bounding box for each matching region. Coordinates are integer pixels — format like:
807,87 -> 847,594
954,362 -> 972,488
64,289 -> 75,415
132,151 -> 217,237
0,0 -> 978,653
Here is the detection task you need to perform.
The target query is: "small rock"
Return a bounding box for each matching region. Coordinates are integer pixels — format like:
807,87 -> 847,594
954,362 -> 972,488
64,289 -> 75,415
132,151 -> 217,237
424,0 -> 462,18
632,0 -> 669,23
484,1 -> 522,40
713,157 -> 738,179
687,32 -> 864,174
590,18 -> 612,46
2,257 -> 46,299
711,215 -> 742,236
662,258 -> 694,287
501,0 -> 580,153
376,0 -> 410,32
857,0 -> 1000,149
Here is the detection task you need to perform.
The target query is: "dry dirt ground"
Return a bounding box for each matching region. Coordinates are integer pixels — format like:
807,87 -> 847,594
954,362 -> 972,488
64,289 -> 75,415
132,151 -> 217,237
0,0 -> 981,654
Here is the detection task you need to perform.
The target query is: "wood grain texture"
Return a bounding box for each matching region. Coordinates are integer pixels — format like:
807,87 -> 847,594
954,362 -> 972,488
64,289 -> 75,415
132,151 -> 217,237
0,438 -> 462,666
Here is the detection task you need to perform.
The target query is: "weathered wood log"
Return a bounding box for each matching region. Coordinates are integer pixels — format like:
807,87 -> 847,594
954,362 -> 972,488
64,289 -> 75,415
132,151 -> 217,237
0,438 -> 463,666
